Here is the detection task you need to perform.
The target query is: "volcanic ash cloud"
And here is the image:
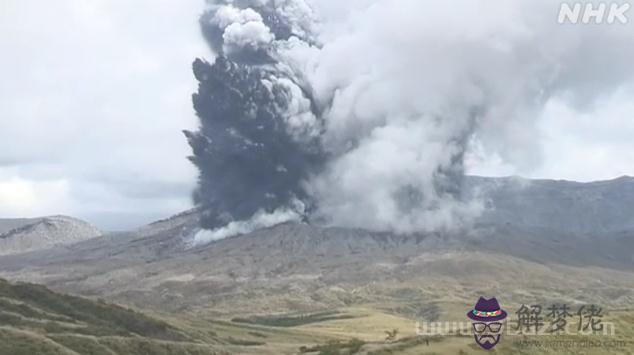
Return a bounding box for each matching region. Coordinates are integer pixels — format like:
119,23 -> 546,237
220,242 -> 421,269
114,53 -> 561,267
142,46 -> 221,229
186,0 -> 634,237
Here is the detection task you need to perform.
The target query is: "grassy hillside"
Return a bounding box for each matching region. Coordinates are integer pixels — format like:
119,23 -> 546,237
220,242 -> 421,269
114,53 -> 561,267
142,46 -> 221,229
0,278 -> 228,355
1,277 -> 632,354
293,307 -> 634,355
0,278 -> 341,354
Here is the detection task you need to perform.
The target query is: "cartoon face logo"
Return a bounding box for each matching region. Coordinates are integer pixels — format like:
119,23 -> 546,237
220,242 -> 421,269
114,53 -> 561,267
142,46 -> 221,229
466,297 -> 507,350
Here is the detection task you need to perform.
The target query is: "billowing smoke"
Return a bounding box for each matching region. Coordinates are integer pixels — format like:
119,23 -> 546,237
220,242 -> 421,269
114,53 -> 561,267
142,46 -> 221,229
187,0 -> 634,237
185,0 -> 324,230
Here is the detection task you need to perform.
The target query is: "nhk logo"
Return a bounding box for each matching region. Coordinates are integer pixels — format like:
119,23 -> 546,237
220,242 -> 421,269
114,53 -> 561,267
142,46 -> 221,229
558,2 -> 630,24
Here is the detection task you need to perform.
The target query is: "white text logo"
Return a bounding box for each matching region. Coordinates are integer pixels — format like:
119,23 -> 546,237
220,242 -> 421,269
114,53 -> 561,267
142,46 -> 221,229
558,2 -> 630,24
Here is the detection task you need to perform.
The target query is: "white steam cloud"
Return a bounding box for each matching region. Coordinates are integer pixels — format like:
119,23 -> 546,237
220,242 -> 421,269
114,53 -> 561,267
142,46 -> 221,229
292,0 -> 634,233
211,5 -> 274,51
191,201 -> 304,245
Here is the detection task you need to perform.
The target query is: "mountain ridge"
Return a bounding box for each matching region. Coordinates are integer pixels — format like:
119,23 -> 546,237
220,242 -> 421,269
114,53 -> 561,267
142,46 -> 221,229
0,215 -> 101,256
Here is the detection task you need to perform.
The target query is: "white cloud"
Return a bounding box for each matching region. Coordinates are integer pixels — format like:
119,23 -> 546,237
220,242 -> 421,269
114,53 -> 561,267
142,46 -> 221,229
467,86 -> 634,182
223,20 -> 273,48
530,87 -> 634,181
0,169 -> 72,216
0,0 -> 209,229
210,5 -> 274,51
191,203 -> 303,244
211,5 -> 263,28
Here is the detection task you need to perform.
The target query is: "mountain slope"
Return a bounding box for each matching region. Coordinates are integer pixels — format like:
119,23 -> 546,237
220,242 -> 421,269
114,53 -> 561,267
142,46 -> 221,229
465,175 -> 634,234
0,221 -> 632,317
0,278 -> 229,355
0,216 -> 102,256
0,218 -> 39,235
0,278 -> 346,355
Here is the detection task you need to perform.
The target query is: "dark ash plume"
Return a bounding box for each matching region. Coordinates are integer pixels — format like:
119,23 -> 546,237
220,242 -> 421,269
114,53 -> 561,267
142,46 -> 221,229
185,0 -> 322,229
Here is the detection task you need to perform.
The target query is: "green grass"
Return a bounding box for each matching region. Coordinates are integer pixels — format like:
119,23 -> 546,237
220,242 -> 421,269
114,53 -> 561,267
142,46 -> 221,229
0,278 -> 184,340
46,334 -> 118,355
2,277 -> 632,354
231,311 -> 356,327
0,278 -> 227,355
366,336 -> 442,354
0,328 -> 74,355
224,336 -> 266,346
299,338 -> 366,354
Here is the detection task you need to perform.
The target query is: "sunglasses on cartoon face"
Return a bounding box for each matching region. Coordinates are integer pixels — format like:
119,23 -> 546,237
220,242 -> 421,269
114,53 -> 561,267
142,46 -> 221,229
472,322 -> 503,333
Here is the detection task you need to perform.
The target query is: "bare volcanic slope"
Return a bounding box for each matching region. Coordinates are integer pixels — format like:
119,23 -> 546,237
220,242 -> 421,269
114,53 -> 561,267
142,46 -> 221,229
0,176 -> 633,320
0,221 -> 632,319
0,215 -> 102,256
466,175 -> 634,234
